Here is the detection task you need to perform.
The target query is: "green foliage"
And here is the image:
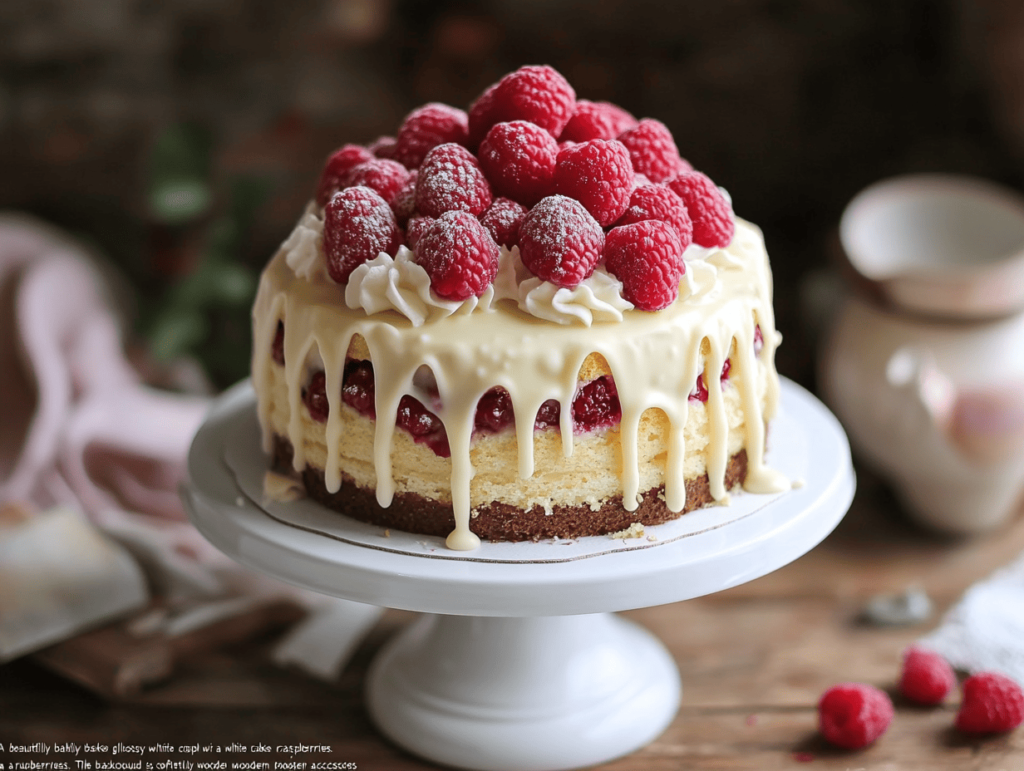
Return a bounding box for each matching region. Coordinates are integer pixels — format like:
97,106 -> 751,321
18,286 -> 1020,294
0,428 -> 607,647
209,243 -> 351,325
143,124 -> 271,389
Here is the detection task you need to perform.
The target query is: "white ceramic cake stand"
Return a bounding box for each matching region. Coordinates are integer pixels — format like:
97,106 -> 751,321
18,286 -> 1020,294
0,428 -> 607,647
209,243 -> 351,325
182,378 -> 854,771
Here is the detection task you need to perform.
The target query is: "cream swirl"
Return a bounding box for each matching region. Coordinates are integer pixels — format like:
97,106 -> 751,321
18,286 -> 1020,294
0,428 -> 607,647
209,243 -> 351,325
344,247 -> 498,327
282,203 -> 327,282
279,202 -> 739,327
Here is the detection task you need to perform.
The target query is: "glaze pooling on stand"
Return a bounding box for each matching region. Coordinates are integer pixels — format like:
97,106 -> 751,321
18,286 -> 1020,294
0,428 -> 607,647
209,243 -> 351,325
252,215 -> 785,551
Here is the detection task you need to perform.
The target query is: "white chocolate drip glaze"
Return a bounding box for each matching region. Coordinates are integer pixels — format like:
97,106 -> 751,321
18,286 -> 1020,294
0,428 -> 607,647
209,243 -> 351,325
252,215 -> 785,550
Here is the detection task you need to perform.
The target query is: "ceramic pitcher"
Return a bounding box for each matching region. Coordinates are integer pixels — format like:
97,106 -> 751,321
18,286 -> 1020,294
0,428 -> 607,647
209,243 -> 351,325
820,174 -> 1024,534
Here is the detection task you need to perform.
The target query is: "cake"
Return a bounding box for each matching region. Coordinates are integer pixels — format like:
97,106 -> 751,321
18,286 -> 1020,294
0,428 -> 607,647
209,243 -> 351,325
252,65 -> 787,551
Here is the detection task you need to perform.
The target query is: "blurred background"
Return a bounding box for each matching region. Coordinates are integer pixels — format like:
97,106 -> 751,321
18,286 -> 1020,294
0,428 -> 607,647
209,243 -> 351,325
4,0 -> 1024,389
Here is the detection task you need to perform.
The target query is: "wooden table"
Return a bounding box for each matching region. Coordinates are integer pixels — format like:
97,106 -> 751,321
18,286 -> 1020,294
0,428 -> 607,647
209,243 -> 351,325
3,466 -> 1024,770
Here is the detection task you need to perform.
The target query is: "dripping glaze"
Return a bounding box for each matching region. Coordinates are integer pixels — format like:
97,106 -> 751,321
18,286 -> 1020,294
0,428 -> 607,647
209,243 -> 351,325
251,215 -> 786,551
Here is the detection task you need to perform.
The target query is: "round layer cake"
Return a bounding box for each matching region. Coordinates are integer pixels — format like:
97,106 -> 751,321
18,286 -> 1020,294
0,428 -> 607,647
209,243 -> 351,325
251,66 -> 787,550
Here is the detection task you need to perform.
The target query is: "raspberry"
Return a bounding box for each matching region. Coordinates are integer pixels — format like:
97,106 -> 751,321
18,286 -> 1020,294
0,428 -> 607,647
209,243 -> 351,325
956,672 -> 1024,733
689,360 -> 732,403
315,144 -> 374,207
605,103 -> 639,136
572,376 -> 621,432
468,65 -> 576,145
303,371 -> 329,422
415,143 -> 493,218
518,195 -> 605,288
676,156 -> 694,175
343,158 -> 410,206
552,139 -> 634,227
617,119 -> 682,184
368,135 -> 397,159
899,646 -> 955,706
668,171 -> 735,248
342,360 -> 376,418
818,683 -> 894,750
604,220 -> 686,311
616,184 -> 694,247
323,186 -> 402,284
271,321 -> 285,365
396,395 -> 450,457
466,82 -> 500,148
754,324 -> 764,354
396,394 -> 443,437
478,121 -> 558,207
394,103 -> 469,169
479,197 -> 527,249
390,170 -> 418,224
414,210 -> 500,300
474,387 -> 515,433
534,399 -> 561,430
559,100 -> 638,142
404,215 -> 435,249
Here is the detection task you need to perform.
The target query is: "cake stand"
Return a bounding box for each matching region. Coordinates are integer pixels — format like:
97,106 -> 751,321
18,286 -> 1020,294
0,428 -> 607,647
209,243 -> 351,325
182,378 -> 854,771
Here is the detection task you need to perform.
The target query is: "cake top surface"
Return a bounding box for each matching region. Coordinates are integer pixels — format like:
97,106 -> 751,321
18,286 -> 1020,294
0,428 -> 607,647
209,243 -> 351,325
288,64 -> 742,326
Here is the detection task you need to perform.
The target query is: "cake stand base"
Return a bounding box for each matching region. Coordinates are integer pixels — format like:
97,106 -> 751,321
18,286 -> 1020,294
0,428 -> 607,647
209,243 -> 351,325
367,613 -> 678,771
183,377 -> 853,771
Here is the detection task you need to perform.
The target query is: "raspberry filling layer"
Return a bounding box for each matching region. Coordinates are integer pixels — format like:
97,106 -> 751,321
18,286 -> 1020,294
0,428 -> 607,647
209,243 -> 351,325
284,322 -> 764,436
284,322 -> 765,451
300,360 -> 622,458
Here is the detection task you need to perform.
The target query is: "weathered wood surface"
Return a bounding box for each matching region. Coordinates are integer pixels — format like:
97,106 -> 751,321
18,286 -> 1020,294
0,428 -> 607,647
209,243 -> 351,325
3,469 -> 1024,770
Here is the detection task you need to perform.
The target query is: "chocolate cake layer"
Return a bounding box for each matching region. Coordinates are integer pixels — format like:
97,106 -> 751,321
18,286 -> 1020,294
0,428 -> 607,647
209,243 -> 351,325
273,435 -> 749,542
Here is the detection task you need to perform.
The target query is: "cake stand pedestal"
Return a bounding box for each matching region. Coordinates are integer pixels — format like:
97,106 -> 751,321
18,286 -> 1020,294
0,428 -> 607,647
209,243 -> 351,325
182,378 -> 854,771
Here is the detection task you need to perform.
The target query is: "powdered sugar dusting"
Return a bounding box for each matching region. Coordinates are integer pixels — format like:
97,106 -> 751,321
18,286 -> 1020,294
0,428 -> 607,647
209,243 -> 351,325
415,143 -> 492,217
323,186 -> 401,283
519,194 -> 605,287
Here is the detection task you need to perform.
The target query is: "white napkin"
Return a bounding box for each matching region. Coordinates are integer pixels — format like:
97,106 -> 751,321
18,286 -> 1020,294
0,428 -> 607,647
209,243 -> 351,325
923,550 -> 1024,685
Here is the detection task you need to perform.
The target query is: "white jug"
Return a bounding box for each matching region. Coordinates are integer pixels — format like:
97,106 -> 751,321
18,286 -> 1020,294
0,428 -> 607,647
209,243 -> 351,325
821,174 -> 1024,534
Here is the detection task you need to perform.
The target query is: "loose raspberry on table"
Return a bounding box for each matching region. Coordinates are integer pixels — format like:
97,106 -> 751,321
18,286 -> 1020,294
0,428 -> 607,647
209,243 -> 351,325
415,143 -> 493,218
414,210 -> 500,300
615,183 -> 694,247
478,121 -> 559,207
818,683 -> 894,750
552,139 -> 634,227
956,672 -> 1024,734
342,360 -> 376,418
323,186 -> 402,284
368,135 -> 397,159
559,100 -> 638,143
404,215 -> 435,249
479,197 -> 527,249
572,376 -> 621,432
468,65 -> 576,145
343,158 -> 410,206
315,144 -> 374,207
394,103 -> 469,169
604,220 -> 686,311
390,170 -> 418,225
899,646 -> 955,706
303,371 -> 330,422
617,119 -> 682,184
518,195 -> 605,288
668,171 -> 735,248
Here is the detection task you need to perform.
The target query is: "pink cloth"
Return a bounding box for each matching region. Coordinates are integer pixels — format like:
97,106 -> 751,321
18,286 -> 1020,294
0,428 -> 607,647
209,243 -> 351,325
0,214 -> 209,523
